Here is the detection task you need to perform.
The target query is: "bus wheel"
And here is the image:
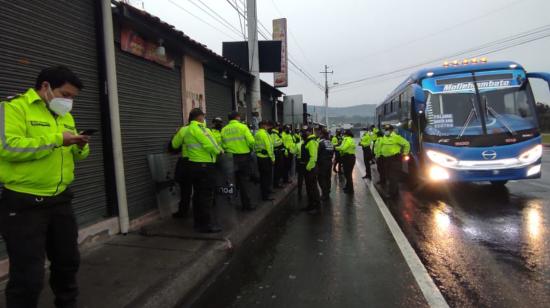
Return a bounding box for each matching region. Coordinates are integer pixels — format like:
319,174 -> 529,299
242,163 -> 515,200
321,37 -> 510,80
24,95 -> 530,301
490,180 -> 508,186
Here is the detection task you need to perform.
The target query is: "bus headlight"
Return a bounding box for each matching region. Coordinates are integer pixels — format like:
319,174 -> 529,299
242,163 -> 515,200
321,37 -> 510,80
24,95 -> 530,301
527,164 -> 541,177
426,150 -> 458,168
429,166 -> 450,181
518,145 -> 542,164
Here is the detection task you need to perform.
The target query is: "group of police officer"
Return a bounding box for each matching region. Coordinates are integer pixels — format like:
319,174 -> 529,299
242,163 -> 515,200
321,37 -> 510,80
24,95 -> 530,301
360,124 -> 411,197
0,65 -> 412,308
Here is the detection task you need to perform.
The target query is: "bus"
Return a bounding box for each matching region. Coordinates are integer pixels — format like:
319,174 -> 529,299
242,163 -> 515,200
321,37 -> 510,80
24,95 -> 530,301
376,59 -> 550,186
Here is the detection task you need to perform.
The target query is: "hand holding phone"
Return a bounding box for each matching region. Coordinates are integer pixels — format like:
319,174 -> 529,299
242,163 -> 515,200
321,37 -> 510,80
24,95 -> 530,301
80,129 -> 98,136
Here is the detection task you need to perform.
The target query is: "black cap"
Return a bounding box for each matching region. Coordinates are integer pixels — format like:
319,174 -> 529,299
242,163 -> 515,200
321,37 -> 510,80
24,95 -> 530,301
228,111 -> 241,121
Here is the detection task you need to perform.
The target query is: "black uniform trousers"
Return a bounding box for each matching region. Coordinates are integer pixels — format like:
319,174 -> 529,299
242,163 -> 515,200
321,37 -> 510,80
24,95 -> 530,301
233,153 -> 252,208
383,154 -> 402,196
317,161 -> 332,198
0,189 -> 79,308
283,153 -> 294,183
257,157 -> 273,199
305,167 -> 321,208
188,162 -> 217,228
362,147 -> 373,179
341,154 -> 356,191
175,157 -> 192,215
273,148 -> 284,187
296,162 -> 306,195
377,157 -> 385,184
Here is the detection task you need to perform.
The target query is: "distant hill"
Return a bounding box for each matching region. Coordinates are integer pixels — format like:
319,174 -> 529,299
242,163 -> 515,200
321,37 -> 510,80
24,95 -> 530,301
307,104 -> 377,126
307,104 -> 377,117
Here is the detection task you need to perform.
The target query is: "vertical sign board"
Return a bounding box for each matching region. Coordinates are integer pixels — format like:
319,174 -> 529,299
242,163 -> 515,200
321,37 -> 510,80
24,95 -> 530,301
273,18 -> 288,87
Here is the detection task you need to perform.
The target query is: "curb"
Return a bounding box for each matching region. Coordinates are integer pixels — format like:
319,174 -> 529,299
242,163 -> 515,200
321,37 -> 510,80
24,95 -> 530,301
132,183 -> 296,308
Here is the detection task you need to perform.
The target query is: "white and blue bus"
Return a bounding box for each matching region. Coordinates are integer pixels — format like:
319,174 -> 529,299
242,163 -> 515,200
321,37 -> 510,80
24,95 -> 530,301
376,59 -> 550,186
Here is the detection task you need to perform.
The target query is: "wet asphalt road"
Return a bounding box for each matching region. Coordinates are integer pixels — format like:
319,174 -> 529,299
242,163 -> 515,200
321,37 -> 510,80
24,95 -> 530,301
193,168 -> 427,308
360,148 -> 550,308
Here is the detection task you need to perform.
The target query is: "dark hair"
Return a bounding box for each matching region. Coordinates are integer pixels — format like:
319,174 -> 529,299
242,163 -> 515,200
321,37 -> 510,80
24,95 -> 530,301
345,129 -> 354,137
188,108 -> 205,121
35,66 -> 83,90
259,120 -> 269,127
228,111 -> 241,121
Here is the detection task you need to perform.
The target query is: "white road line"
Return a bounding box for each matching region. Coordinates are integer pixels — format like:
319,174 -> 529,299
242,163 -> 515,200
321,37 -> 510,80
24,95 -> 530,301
356,161 -> 450,308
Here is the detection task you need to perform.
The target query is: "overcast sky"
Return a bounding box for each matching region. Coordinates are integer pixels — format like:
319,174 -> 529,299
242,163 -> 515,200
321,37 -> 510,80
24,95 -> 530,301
131,0 -> 550,107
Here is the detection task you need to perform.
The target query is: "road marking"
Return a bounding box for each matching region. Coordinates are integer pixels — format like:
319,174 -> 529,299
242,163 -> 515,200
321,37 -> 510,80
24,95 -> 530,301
357,161 -> 450,308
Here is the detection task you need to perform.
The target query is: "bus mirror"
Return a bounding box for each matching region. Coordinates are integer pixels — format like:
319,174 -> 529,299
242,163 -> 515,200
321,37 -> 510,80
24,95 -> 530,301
411,84 -> 426,114
526,72 -> 550,90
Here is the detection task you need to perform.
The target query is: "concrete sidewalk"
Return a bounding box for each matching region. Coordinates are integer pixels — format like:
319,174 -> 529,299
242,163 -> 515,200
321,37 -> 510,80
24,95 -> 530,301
0,184 -> 296,308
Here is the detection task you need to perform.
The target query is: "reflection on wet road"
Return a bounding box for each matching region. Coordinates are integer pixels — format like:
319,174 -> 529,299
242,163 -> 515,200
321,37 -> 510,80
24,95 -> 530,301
369,149 -> 550,308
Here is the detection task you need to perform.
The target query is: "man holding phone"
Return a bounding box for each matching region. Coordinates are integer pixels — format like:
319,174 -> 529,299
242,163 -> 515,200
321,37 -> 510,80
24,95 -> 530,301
0,66 -> 90,308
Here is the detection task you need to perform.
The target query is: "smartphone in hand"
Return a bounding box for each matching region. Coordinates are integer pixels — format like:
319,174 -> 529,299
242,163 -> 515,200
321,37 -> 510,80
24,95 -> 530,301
80,129 -> 99,136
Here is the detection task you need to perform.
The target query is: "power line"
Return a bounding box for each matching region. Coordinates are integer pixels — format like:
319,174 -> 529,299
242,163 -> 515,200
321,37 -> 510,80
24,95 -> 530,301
339,0 -> 529,65
226,1 -> 324,90
167,0 -> 241,40
334,24 -> 550,89
186,0 -> 243,38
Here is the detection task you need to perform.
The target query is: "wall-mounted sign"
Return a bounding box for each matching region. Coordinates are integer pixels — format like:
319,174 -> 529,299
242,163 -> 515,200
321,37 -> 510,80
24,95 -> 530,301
120,27 -> 175,68
273,18 -> 288,87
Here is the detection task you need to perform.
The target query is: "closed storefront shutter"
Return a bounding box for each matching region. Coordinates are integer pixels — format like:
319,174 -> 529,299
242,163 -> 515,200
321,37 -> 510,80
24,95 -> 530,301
0,0 -> 109,229
205,68 -> 234,123
116,49 -> 183,218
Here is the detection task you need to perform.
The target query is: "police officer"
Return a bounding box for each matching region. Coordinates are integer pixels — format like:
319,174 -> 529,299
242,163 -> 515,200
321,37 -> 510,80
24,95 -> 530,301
171,124 -> 192,218
332,129 -> 343,173
281,124 -> 295,184
211,117 -> 223,145
173,108 -> 223,233
378,125 -> 410,197
336,129 -> 357,193
300,127 -> 321,213
295,127 -> 306,196
373,129 -> 385,185
221,111 -> 256,210
270,123 -> 284,188
360,126 -> 375,180
0,66 -> 90,308
254,120 -> 275,201
317,128 -> 334,200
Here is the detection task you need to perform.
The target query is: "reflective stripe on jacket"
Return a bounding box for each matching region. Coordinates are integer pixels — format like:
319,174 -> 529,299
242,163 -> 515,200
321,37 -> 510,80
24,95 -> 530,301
221,120 -> 255,154
378,132 -> 410,157
335,136 -> 356,155
183,120 -> 222,163
254,128 -> 274,162
172,125 -> 189,158
0,88 -> 89,196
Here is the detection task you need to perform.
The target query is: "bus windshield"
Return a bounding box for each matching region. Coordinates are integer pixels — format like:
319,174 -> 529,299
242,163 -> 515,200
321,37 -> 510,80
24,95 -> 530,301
422,70 -> 537,137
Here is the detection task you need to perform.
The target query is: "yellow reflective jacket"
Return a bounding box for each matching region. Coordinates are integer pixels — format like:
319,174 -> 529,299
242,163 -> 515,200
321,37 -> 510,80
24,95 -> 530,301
171,125 -> 189,158
221,120 -> 255,154
335,136 -> 356,155
378,132 -> 410,157
180,120 -> 222,163
0,88 -> 89,196
254,128 -> 275,162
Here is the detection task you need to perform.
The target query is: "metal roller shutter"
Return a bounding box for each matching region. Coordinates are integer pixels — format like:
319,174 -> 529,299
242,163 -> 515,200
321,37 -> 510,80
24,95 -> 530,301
0,0 -> 109,232
205,68 -> 234,123
116,49 -> 183,218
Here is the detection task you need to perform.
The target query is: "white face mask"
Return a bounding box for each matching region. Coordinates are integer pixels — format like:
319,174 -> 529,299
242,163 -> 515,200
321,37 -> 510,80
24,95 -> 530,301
47,86 -> 73,116
384,130 -> 391,136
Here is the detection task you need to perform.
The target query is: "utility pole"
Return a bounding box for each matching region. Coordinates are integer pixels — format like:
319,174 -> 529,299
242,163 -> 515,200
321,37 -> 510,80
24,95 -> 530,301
320,65 -> 333,128
246,0 -> 262,118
